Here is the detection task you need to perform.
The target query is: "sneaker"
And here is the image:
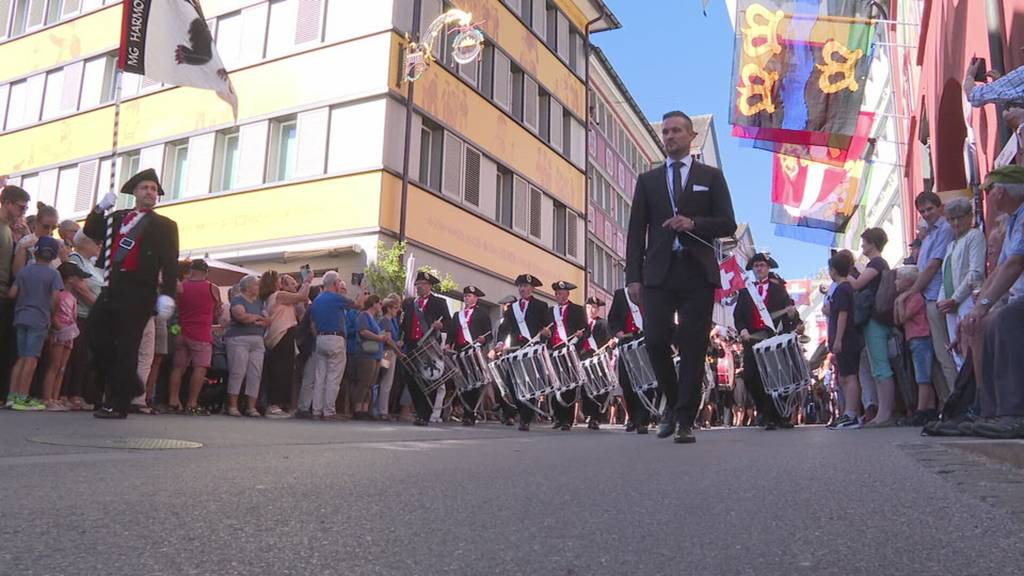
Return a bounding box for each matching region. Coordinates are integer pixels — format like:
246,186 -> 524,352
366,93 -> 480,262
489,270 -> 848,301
12,398 -> 44,411
827,414 -> 861,430
4,398 -> 16,409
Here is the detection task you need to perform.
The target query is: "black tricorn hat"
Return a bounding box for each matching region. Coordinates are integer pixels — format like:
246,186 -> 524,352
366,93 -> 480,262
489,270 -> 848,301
120,168 -> 164,196
745,253 -> 779,271
463,285 -> 485,297
585,296 -> 606,307
551,280 -> 577,291
415,270 -> 441,285
514,274 -> 542,287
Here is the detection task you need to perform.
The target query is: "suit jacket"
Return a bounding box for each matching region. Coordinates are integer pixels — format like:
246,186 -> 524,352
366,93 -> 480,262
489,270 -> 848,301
625,159 -> 737,288
447,305 -> 493,350
400,293 -> 452,344
733,279 -> 799,336
496,297 -> 548,346
547,301 -> 588,351
607,288 -> 640,338
84,207 -> 179,299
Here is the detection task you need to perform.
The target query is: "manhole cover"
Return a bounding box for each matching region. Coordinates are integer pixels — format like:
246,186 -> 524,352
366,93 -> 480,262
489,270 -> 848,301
27,436 -> 203,450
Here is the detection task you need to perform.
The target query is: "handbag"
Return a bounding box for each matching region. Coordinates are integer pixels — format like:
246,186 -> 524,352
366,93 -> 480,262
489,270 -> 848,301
361,338 -> 382,354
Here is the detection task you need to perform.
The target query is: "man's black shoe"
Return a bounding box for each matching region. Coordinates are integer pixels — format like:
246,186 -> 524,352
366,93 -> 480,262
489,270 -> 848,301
587,420 -> 600,430
94,406 -> 127,420
674,427 -> 696,444
636,426 -> 649,435
657,420 -> 677,439
625,422 -> 636,432
462,418 -> 475,427
518,422 -> 530,432
561,423 -> 572,431
503,417 -> 515,426
413,418 -> 429,427
765,422 -> 778,431
779,420 -> 795,429
551,421 -> 562,430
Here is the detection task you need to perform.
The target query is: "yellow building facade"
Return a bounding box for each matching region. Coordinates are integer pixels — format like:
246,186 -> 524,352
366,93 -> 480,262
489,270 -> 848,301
0,0 -> 618,309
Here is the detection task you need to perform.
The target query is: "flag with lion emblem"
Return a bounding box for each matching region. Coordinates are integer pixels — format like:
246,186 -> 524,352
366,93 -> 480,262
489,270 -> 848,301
119,0 -> 237,115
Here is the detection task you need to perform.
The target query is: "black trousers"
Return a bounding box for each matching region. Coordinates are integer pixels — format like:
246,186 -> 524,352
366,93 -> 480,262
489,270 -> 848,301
88,280 -> 156,412
552,388 -> 578,425
62,316 -> 98,403
459,387 -> 482,421
743,344 -> 782,425
266,329 -> 296,409
0,297 -> 14,401
644,254 -> 715,427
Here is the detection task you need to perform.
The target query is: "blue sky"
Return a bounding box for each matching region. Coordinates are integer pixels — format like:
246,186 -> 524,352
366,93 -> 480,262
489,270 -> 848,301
594,0 -> 830,280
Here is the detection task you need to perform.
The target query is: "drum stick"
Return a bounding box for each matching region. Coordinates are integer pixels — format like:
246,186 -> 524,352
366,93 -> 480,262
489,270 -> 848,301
523,323 -> 554,347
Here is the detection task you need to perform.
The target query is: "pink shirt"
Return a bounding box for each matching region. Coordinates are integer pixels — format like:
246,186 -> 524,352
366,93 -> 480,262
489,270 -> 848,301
53,291 -> 77,329
178,279 -> 217,343
900,292 -> 930,339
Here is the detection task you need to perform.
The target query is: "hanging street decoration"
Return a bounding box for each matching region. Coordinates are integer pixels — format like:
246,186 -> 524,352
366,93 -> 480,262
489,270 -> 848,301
403,9 -> 485,83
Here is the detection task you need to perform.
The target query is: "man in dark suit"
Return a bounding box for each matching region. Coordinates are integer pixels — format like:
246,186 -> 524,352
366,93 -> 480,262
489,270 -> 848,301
608,287 -> 651,434
625,111 -> 737,444
580,296 -> 612,430
546,281 -> 588,431
733,253 -> 801,430
85,169 -> 179,419
447,285 -> 492,426
495,273 -> 548,431
399,270 -> 452,426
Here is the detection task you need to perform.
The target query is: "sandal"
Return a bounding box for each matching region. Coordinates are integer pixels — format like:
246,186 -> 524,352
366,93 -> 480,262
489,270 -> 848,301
227,407 -> 242,417
244,408 -> 261,418
186,405 -> 210,416
164,404 -> 184,415
137,404 -> 161,415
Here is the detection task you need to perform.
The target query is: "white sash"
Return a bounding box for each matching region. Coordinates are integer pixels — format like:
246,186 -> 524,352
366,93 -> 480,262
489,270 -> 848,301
458,307 -> 474,344
745,272 -> 775,330
512,299 -> 531,340
625,291 -> 644,332
586,319 -> 598,350
553,305 -> 568,343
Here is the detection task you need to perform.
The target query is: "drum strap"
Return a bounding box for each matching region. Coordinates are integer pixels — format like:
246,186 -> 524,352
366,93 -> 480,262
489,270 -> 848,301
512,299 -> 531,340
625,291 -> 644,332
458,307 -> 474,344
553,305 -> 568,344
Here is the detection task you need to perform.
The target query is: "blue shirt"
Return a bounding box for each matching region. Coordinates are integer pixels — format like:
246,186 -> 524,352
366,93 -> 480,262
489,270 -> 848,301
357,311 -> 384,360
309,291 -> 353,335
345,308 -> 360,353
999,202 -> 1024,302
13,262 -> 63,330
918,216 -> 954,301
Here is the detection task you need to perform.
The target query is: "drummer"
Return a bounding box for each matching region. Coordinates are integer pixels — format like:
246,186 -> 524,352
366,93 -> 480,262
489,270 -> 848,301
494,274 -> 548,432
399,270 -> 453,427
547,281 -> 589,431
608,287 -> 651,434
491,294 -> 519,425
446,285 -> 492,427
733,253 -> 801,430
580,296 -> 612,430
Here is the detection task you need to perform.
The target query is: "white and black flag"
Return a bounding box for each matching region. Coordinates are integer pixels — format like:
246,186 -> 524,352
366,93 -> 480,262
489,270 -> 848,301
120,0 -> 237,115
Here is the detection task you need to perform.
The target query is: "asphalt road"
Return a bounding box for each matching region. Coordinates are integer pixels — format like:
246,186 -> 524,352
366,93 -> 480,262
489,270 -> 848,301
2,413 -> 1023,576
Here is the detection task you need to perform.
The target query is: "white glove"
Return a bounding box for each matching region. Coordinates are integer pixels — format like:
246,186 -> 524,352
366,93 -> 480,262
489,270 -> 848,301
156,295 -> 176,321
97,191 -> 118,212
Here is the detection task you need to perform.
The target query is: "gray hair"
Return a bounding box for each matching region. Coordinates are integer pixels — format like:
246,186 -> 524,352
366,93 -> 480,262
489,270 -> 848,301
238,274 -> 259,292
944,197 -> 973,219
895,266 -> 919,284
999,182 -> 1024,200
58,219 -> 80,233
322,270 -> 340,290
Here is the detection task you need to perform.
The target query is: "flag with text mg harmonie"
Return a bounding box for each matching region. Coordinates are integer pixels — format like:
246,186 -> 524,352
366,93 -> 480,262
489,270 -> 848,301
119,0 -> 237,115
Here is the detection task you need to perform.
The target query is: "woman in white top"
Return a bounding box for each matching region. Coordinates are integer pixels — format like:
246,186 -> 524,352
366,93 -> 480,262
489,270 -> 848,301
937,198 -> 986,369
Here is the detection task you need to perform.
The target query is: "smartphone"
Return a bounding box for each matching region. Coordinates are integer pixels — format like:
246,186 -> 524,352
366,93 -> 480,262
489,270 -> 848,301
971,57 -> 988,81
299,264 -> 312,284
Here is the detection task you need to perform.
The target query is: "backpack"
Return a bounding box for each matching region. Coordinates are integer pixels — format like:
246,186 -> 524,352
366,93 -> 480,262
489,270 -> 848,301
853,288 -> 875,328
872,269 -> 897,326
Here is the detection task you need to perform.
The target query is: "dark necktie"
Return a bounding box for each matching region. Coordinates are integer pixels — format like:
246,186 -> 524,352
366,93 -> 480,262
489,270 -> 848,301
671,161 -> 684,209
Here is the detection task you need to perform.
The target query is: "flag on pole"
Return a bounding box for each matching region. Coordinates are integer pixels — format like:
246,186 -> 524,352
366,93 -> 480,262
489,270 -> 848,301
715,256 -> 747,302
119,0 -> 237,116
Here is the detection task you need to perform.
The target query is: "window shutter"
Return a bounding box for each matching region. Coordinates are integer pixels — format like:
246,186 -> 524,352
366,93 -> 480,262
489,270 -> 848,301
531,0 -> 545,39
570,118 -> 585,167
442,132 -> 464,200
463,146 -> 481,207
529,186 -> 542,238
294,0 -> 322,45
477,154 -> 497,217
550,99 -> 563,152
296,107 -> 329,177
61,61 -> 83,112
37,169 -> 59,208
236,120 -> 269,187
523,76 -> 538,132
23,73 -> 45,125
55,166 -> 78,219
567,212 -> 578,258
185,133 -> 215,198
540,194 -> 553,246
556,12 -> 569,61
74,159 -> 99,213
493,51 -> 511,111
512,175 -> 529,234
241,3 -> 269,65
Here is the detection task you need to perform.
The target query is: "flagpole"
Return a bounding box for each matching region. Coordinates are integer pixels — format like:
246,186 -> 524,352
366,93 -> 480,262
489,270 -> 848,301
107,67 -> 125,196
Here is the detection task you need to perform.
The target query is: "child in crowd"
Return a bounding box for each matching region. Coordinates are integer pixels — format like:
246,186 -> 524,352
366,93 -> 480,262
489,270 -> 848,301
5,236 -> 63,411
893,266 -> 938,425
39,262 -> 91,411
826,251 -> 864,430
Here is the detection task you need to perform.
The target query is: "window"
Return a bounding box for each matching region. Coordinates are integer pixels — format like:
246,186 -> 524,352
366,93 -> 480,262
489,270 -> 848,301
41,68 -> 64,120
269,118 -> 297,182
511,64 -> 524,122
9,0 -> 29,35
538,91 -> 550,141
266,0 -> 298,58
116,152 -> 141,210
418,118 -> 443,190
214,130 -> 240,191
544,3 -> 556,51
479,44 -> 494,100
164,141 -> 189,199
44,0 -> 61,25
553,202 -> 566,256
496,167 -> 513,228
215,11 -> 243,69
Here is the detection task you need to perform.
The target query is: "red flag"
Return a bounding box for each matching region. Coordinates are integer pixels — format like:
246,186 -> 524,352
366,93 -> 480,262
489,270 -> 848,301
715,256 -> 746,302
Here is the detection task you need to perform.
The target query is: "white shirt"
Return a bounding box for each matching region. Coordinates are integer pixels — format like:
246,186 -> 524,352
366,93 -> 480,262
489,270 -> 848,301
664,156 -> 692,252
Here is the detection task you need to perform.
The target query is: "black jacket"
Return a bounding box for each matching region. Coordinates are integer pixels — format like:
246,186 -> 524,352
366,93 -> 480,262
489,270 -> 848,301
447,305 -> 493,350
585,317 -> 611,350
85,207 -> 179,299
607,288 -> 641,338
733,279 -> 800,336
547,301 -> 588,351
625,160 -> 737,288
496,297 -> 548,347
400,293 -> 452,344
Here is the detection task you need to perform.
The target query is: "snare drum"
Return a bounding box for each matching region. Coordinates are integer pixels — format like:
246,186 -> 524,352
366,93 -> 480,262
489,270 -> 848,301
753,332 -> 811,416
453,345 -> 493,393
505,344 -> 560,403
617,338 -> 658,394
401,336 -> 466,397
550,343 -> 585,394
580,351 -> 618,398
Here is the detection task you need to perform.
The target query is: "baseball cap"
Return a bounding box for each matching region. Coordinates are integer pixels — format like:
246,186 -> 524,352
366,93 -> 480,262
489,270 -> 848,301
35,236 -> 61,260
